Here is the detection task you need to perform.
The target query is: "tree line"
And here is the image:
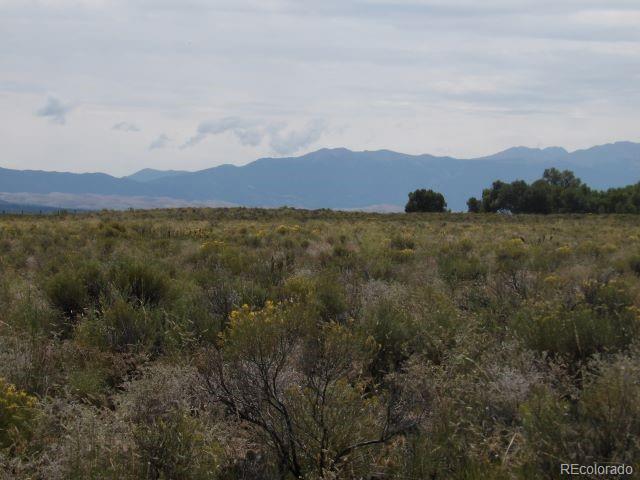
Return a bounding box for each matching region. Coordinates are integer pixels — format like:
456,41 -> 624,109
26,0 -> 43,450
406,168 -> 640,213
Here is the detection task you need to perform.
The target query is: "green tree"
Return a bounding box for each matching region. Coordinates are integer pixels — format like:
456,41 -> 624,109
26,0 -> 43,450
405,189 -> 447,213
542,168 -> 580,189
466,197 -> 481,213
481,180 -> 508,212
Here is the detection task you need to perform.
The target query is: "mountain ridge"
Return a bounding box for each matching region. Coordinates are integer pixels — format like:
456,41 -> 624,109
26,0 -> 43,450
3,141 -> 640,211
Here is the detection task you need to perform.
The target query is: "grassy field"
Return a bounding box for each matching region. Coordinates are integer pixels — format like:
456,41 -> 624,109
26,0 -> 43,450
1,208 -> 640,479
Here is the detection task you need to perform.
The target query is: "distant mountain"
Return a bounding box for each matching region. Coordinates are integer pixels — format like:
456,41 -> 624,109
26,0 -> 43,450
1,141 -> 640,211
125,168 -> 189,183
0,167 -> 154,197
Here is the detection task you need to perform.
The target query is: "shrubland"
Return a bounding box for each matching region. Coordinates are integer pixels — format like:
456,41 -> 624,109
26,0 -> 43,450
1,208 -> 639,479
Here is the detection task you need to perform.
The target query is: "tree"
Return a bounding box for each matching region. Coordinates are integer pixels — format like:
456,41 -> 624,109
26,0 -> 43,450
507,180 -> 529,213
542,168 -> 580,189
470,169 -> 640,214
523,180 -> 553,214
480,181 -> 502,212
405,189 -> 447,213
466,197 -> 481,213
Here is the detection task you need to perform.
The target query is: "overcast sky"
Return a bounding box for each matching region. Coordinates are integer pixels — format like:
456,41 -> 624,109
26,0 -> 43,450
1,0 -> 639,176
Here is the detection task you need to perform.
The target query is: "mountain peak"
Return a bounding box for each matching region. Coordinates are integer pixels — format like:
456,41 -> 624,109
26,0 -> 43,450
483,145 -> 569,162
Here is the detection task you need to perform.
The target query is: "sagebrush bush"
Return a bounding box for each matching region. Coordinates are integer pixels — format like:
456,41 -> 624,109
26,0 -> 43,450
313,274 -> 348,321
45,270 -> 88,319
100,298 -> 164,352
111,261 -> 172,307
360,299 -> 415,378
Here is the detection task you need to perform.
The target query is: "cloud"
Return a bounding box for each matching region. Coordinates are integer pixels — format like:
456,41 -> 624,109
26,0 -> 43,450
35,96 -> 72,124
149,133 -> 170,150
181,117 -> 328,154
269,119 -> 328,155
112,121 -> 141,132
181,117 -> 264,149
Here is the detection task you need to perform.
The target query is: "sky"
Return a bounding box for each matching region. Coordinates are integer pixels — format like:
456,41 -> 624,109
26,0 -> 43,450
1,0 -> 639,176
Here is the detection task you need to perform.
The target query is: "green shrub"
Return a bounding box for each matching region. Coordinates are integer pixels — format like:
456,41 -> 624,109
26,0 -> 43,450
101,299 -> 164,352
314,274 -> 348,321
112,261 -> 172,307
80,261 -> 108,305
46,270 -> 88,318
438,254 -> 486,291
361,300 -> 415,378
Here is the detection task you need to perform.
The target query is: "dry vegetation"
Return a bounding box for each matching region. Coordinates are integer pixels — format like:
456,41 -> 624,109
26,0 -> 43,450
1,208 -> 640,479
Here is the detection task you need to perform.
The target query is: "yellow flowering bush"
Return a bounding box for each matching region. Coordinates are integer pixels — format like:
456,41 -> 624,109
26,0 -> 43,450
555,245 -> 572,256
392,248 -> 415,263
223,300 -> 307,358
276,224 -> 301,235
0,378 -> 37,450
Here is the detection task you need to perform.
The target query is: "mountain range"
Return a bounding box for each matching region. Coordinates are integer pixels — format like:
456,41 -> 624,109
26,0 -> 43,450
2,141 -> 640,212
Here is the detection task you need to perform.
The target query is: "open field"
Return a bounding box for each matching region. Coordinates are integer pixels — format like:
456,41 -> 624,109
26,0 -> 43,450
1,209 -> 640,479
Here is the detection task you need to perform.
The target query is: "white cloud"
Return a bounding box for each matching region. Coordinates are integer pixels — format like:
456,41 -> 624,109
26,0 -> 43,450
181,117 -> 262,149
181,118 -> 328,155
